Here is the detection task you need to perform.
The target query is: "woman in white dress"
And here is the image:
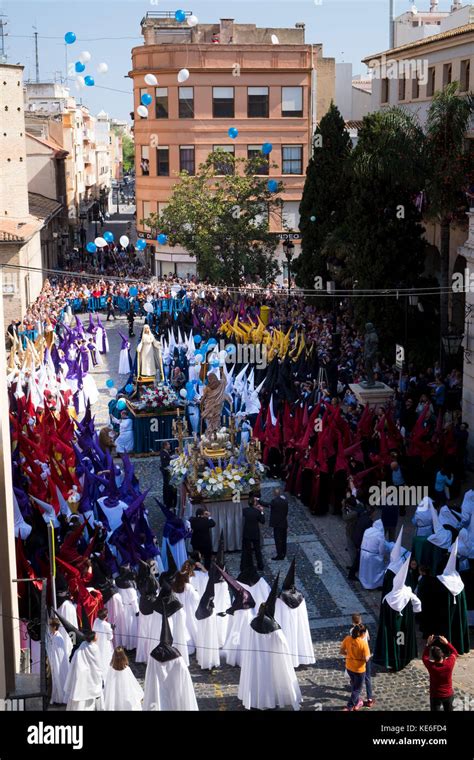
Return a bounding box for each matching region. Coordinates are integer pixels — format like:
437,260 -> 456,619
104,646 -> 143,711
274,558 -> 315,668
238,574 -> 302,711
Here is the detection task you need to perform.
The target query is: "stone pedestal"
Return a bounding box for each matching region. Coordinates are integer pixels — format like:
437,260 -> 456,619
349,382 -> 395,407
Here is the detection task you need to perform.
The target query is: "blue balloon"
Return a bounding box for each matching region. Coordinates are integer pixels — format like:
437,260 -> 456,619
86,242 -> 97,253
225,344 -> 236,355
267,179 -> 278,192
175,9 -> 186,22
193,334 -> 202,345
106,379 -> 115,388
228,127 -> 238,139
136,239 -> 147,251
84,76 -> 95,87
125,383 -> 134,394
116,399 -> 127,411
129,287 -> 138,297
64,32 -> 76,44
207,338 -> 217,347
262,142 -> 273,155
75,61 -> 85,73
210,358 -> 220,368
104,231 -> 114,243
157,233 -> 168,245
194,352 -> 204,362
141,93 -> 153,106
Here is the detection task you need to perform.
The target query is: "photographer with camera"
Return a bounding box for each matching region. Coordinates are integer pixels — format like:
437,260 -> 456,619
422,634 -> 458,712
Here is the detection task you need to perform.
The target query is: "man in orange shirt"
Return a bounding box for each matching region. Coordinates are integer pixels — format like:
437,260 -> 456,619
340,624 -> 371,711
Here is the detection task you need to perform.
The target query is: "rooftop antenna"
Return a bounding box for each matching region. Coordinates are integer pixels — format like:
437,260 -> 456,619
33,24 -> 40,82
0,13 -> 8,64
389,0 -> 394,48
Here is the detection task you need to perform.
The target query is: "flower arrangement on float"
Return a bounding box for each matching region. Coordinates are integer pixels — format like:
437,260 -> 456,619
130,382 -> 180,412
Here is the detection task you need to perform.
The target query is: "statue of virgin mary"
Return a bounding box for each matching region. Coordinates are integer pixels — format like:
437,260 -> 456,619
136,325 -> 163,382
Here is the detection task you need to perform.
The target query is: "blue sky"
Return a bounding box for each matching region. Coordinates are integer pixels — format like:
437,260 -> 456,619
0,0 -> 458,121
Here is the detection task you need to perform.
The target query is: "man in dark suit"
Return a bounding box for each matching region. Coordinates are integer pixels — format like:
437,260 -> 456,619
241,494 -> 265,571
160,441 -> 177,509
262,487 -> 289,561
189,507 -> 216,570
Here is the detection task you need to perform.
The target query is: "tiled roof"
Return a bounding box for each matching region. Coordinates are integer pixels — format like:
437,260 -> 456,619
28,192 -> 62,222
26,132 -> 68,156
0,217 -> 43,242
362,22 -> 474,62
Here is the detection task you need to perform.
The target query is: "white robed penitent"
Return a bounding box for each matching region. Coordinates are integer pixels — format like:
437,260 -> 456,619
92,617 -> 114,679
46,631 -> 69,704
238,574 -> 302,711
358,519 -> 389,590
143,609 -> 198,711
64,640 -> 104,711
274,558 -> 315,668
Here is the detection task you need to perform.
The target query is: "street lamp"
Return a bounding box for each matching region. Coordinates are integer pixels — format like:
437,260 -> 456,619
442,332 -> 464,356
283,239 -> 295,301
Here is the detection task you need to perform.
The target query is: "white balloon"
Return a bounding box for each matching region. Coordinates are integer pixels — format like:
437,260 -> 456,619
180,389 -> 187,399
177,68 -> 190,83
144,302 -> 154,313
119,235 -> 129,247
271,34 -> 279,44
187,14 -> 198,27
109,388 -> 118,397
75,76 -> 85,90
79,51 -> 91,63
95,236 -> 107,248
97,62 -> 108,74
137,105 -> 148,118
144,73 -> 158,86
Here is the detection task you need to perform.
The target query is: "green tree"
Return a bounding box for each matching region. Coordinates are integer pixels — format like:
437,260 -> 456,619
141,151 -> 282,284
122,134 -> 135,173
424,82 -> 474,334
335,108 -> 428,345
296,103 -> 352,289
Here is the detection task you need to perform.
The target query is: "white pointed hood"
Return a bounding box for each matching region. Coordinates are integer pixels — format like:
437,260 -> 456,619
427,506 -> 453,549
439,505 -> 461,530
383,554 -> 418,613
437,538 -> 464,597
387,527 -> 408,574
416,496 -> 433,512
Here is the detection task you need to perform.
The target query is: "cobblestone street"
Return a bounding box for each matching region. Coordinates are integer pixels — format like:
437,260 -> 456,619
81,319 -> 474,712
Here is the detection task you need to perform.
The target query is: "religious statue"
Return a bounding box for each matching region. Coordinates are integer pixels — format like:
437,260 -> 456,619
200,372 -> 231,437
136,325 -> 164,382
362,322 -> 379,388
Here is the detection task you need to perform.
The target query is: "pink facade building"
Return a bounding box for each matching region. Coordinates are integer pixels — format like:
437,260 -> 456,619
130,14 -> 335,278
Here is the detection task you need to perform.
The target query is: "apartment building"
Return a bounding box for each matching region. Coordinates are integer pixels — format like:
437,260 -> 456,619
130,13 -> 335,278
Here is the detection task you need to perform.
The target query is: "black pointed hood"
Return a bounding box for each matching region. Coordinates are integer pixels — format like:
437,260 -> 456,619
164,543 -> 178,580
237,563 -> 261,587
250,573 -> 281,634
115,565 -> 137,589
137,561 -> 158,615
54,607 -> 95,650
153,574 -> 183,616
149,604 -> 181,663
279,557 -> 304,609
215,564 -> 255,614
215,531 -> 225,582
195,564 -> 216,620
